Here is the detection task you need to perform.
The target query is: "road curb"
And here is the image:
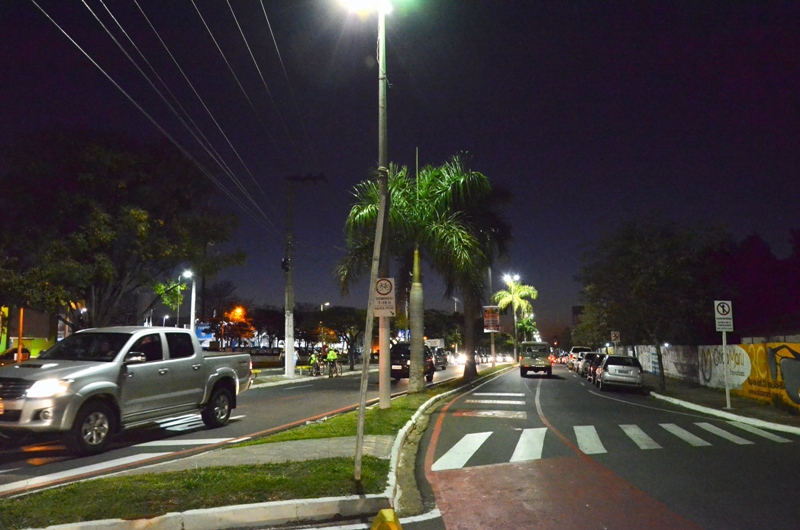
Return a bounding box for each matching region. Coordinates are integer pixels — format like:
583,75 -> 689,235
649,391 -> 800,436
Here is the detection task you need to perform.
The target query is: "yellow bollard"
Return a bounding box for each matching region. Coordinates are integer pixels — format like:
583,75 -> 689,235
371,508 -> 403,530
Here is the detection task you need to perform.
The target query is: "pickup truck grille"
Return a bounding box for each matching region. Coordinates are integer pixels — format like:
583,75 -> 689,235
0,378 -> 33,400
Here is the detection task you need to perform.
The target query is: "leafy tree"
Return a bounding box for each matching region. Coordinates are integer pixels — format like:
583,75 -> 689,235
517,312 -> 539,342
321,306 -> 367,369
251,305 -> 284,348
338,154 -> 510,390
0,131 -> 244,329
577,217 -> 728,391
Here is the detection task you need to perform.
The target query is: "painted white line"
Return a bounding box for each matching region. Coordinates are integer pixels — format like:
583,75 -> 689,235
0,453 -> 171,494
473,392 -> 525,397
695,422 -> 754,445
728,421 -> 792,443
157,415 -> 202,428
510,427 -> 547,461
620,424 -> 662,450
661,423 -> 712,446
283,384 -> 314,390
134,438 -> 233,447
0,468 -> 21,475
464,399 -> 526,405
574,426 -> 607,454
432,432 -> 492,471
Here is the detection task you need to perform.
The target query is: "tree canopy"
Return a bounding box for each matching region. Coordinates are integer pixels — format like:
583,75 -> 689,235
0,131 -> 244,329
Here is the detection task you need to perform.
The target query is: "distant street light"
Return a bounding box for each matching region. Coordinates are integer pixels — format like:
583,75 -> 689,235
162,315 -> 169,326
321,301 -> 330,312
503,273 -> 521,358
183,270 -> 196,333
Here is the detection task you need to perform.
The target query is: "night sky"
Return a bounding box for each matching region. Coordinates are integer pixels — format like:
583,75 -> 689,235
2,1 -> 799,338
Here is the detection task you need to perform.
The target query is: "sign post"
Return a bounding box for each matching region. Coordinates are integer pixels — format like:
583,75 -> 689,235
714,300 -> 734,409
610,331 -> 620,355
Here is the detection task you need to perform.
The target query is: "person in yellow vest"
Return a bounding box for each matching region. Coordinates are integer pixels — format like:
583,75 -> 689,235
326,348 -> 339,377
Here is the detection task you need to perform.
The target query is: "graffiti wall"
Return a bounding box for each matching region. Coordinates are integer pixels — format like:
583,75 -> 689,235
634,343 -> 800,413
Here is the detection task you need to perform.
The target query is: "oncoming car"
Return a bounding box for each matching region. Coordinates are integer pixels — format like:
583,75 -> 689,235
519,341 -> 552,377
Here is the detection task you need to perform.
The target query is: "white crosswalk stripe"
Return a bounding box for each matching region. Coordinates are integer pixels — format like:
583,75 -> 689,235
695,422 -> 754,445
432,431 -> 492,471
727,421 -> 792,443
660,423 -> 712,446
430,422 -> 794,471
574,425 -> 607,454
510,428 -> 547,462
620,424 -> 662,449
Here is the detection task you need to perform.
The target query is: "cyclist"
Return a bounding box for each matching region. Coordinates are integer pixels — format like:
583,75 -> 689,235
309,350 -> 319,376
326,347 -> 339,378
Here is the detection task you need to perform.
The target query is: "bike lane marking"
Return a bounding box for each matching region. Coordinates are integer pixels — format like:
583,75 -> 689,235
424,371 -> 704,529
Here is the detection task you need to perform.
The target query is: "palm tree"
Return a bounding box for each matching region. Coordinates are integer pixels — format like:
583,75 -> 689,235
493,277 -> 538,358
518,311 -> 539,342
338,154 -> 508,390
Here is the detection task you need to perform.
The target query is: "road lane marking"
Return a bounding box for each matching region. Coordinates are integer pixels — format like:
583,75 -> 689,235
453,410 -> 527,419
574,426 -> 607,454
473,392 -> 525,397
432,432 -> 492,471
464,400 -> 525,405
0,453 -> 171,494
510,427 -> 547,461
660,423 -> 712,446
728,421 -> 792,443
134,438 -> 233,447
620,424 -> 662,449
695,422 -> 754,445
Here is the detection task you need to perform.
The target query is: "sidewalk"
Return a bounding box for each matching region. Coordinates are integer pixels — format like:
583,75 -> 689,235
36,369 -> 800,530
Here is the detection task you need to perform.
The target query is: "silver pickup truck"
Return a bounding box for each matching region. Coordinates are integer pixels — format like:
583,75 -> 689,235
0,326 -> 251,455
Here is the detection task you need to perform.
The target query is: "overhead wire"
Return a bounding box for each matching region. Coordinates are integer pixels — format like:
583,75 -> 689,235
28,0 -> 273,233
89,0 -> 263,228
131,0 -> 282,234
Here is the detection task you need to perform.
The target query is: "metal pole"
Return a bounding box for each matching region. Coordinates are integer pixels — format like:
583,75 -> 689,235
358,7 -> 389,485
189,278 -> 196,333
489,268 -> 496,368
284,181 -> 296,379
377,9 -> 391,410
723,331 -> 731,409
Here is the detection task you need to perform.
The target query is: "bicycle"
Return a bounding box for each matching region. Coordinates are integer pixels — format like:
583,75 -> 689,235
327,359 -> 342,378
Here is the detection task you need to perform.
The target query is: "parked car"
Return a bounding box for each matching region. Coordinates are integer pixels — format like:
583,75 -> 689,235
390,342 -> 435,382
0,347 -> 30,367
433,348 -> 448,370
519,341 -> 552,377
568,346 -> 593,370
0,326 -> 252,455
586,354 -> 606,383
578,352 -> 601,376
596,355 -> 644,391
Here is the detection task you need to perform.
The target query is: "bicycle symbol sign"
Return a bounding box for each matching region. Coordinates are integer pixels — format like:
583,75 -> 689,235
376,279 -> 393,296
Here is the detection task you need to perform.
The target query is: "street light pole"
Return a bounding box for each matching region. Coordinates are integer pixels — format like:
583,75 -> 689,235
504,273 -> 520,359
184,270 -> 196,333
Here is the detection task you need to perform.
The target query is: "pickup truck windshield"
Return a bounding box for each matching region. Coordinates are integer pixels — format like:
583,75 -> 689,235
38,332 -> 132,362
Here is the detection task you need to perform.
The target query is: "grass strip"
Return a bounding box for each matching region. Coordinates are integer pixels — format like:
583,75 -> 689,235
0,365 -> 509,530
0,457 -> 388,530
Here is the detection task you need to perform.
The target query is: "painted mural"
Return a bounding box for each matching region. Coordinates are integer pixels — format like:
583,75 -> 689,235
634,342 -> 800,413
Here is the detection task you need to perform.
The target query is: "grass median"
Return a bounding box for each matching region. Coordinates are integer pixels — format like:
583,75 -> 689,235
0,366 -> 508,529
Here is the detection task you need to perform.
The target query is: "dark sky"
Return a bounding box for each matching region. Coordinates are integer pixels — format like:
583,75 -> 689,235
2,1 -> 799,338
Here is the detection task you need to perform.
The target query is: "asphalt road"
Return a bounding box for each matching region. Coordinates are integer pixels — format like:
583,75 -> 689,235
412,363 -> 800,530
0,362 -> 465,497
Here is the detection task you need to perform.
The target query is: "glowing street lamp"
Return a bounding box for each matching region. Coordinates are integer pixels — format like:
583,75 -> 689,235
162,315 -> 169,327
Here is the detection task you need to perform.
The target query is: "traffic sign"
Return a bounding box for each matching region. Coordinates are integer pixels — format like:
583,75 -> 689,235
714,300 -> 733,332
375,278 -> 396,317
610,331 -> 620,342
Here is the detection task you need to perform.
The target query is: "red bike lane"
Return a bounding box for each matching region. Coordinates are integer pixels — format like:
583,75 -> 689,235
423,388 -> 703,529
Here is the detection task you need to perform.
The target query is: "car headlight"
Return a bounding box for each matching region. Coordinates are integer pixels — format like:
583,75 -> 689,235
26,379 -> 72,398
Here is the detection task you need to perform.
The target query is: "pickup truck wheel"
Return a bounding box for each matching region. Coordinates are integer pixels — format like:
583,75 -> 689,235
67,401 -> 115,456
202,387 -> 232,428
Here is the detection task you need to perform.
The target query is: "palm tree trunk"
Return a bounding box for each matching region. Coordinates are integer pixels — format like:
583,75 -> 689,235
463,291 -> 478,381
408,246 -> 426,393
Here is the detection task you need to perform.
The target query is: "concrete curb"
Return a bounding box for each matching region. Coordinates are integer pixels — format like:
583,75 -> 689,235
27,368 -> 513,530
649,391 -> 800,436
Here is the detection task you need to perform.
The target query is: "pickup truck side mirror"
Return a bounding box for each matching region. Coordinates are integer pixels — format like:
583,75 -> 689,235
124,351 -> 147,364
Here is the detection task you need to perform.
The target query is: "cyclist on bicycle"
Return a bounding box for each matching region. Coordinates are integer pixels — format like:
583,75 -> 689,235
309,350 -> 319,376
326,348 -> 339,378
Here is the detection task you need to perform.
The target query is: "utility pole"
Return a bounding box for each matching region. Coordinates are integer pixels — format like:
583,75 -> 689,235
284,173 -> 326,379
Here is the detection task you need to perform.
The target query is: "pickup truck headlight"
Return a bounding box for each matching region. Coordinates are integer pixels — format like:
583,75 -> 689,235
26,379 -> 72,398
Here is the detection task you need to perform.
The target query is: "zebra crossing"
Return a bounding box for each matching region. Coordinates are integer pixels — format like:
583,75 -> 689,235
431,421 -> 794,471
